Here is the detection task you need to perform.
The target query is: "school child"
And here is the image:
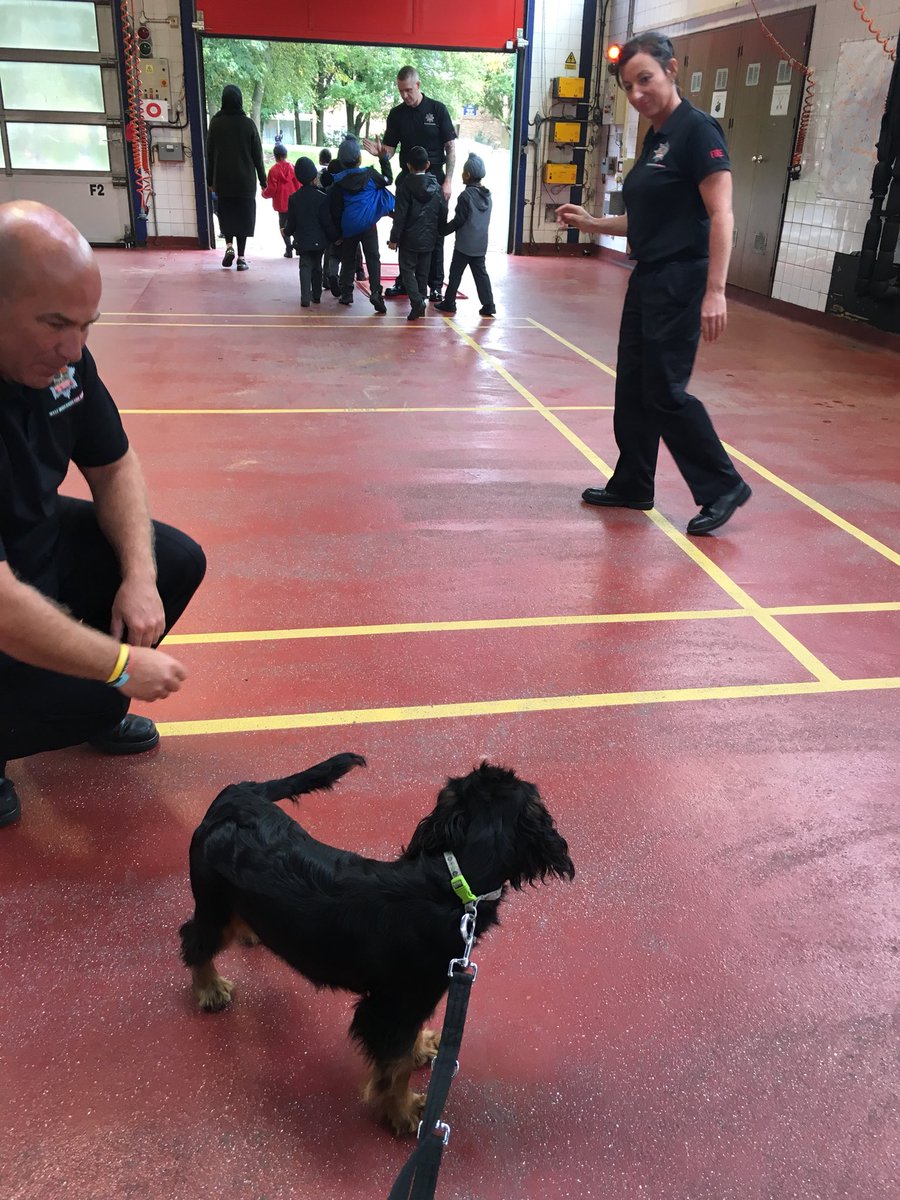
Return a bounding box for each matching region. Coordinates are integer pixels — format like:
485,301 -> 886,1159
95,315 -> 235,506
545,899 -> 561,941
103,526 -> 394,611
328,137 -> 394,312
261,142 -> 300,257
284,157 -> 338,307
435,153 -> 496,317
387,145 -> 447,321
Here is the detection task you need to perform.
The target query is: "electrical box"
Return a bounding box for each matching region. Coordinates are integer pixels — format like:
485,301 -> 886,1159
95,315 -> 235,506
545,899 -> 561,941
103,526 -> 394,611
601,81 -> 628,125
157,142 -> 185,162
549,120 -> 585,144
552,76 -> 585,100
543,162 -> 581,186
138,57 -> 171,103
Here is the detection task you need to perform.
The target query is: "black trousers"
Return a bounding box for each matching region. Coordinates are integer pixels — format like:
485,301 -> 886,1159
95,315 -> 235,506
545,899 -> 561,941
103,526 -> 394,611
398,246 -> 431,309
443,250 -> 494,309
607,258 -> 742,506
339,226 -> 381,301
297,249 -> 323,304
0,497 -> 206,767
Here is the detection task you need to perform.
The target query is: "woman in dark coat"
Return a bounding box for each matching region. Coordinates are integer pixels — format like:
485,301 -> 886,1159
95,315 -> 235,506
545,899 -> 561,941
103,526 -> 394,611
206,85 -> 266,271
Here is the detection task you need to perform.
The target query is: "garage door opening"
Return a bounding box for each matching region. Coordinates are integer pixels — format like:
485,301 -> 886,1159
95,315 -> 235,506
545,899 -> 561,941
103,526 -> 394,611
200,38 -> 516,257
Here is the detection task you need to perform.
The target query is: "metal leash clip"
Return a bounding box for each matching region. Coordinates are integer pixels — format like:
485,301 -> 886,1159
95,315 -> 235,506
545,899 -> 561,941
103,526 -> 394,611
417,1120 -> 451,1145
448,903 -> 479,978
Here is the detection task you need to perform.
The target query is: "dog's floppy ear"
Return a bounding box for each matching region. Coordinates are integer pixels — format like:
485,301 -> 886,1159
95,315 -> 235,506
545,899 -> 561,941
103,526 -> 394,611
508,785 -> 576,889
402,782 -> 470,857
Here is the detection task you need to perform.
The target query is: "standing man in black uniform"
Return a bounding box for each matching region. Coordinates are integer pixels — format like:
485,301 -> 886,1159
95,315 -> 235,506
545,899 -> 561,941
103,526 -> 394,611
363,65 -> 457,302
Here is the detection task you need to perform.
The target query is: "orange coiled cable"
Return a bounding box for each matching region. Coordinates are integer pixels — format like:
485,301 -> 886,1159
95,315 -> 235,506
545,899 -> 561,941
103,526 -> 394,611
749,0 -> 815,178
121,0 -> 152,211
852,0 -> 897,60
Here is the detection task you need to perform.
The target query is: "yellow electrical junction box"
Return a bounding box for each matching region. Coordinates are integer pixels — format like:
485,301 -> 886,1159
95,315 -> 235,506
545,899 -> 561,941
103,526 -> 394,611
549,120 -> 585,144
543,162 -> 581,185
552,76 -> 585,100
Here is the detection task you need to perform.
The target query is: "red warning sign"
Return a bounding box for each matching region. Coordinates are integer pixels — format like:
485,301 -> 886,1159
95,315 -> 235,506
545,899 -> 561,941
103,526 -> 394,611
141,98 -> 169,122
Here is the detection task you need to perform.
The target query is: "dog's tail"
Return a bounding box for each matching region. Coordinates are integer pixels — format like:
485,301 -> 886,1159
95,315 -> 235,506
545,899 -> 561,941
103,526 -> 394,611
256,752 -> 367,804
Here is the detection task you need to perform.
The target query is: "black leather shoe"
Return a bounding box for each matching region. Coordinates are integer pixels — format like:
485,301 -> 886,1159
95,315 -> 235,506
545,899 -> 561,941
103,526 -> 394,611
435,300 -> 456,313
370,291 -> 387,314
0,777 -> 21,828
581,487 -> 654,510
479,306 -> 496,317
88,714 -> 160,756
428,288 -> 443,303
687,481 -> 752,535
384,283 -> 407,298
407,304 -> 426,321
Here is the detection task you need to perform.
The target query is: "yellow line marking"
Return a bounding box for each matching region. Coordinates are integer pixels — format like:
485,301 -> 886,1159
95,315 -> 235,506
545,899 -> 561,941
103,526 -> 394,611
526,318 -> 900,573
769,601 -> 900,616
97,320 -> 443,329
155,675 -> 900,737
101,311 -> 535,321
118,405 -> 615,415
527,317 -> 618,377
446,315 -> 839,685
165,608 -> 748,646
723,443 -> 900,568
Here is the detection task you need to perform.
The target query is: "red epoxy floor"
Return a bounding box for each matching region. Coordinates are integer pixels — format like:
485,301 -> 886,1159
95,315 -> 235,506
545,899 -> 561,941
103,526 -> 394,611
1,247 -> 898,1200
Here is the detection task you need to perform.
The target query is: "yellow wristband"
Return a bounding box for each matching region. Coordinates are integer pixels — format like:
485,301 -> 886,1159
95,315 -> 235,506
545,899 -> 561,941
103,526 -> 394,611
106,643 -> 130,684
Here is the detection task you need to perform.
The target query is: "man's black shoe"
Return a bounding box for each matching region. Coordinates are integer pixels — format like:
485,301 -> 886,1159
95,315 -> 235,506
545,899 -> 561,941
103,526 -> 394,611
428,288 -> 443,303
435,300 -> 456,314
88,714 -> 160,756
479,306 -> 496,317
581,487 -> 654,510
0,777 -> 21,828
384,283 -> 407,298
686,481 -> 752,535
407,304 -> 426,321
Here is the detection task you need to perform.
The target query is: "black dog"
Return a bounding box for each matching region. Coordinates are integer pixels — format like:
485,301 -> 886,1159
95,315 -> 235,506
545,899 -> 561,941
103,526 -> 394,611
179,753 -> 574,1132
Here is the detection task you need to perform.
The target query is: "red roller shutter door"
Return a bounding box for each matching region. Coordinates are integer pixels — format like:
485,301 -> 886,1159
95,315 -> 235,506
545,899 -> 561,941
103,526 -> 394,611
198,0 -> 524,51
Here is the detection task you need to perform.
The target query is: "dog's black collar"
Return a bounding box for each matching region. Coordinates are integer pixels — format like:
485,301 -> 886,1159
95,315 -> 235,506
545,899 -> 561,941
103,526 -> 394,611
443,851 -> 502,905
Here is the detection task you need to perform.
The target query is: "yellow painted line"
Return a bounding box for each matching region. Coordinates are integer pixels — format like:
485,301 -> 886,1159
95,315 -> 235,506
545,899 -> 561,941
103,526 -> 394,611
525,319 -> 900,572
527,317 -> 618,378
164,607 -> 748,646
769,601 -> 900,616
101,311 -> 535,321
723,443 -> 900,568
447,315 -> 839,685
97,320 -> 440,329
117,404 -> 614,415
154,675 -> 900,737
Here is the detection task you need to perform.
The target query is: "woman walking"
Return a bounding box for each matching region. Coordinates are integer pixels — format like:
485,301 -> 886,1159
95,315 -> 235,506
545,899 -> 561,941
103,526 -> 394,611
557,31 -> 750,535
206,85 -> 267,272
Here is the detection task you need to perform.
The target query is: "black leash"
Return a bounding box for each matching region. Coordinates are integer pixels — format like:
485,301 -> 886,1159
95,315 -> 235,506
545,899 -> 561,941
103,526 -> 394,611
386,903 -> 481,1200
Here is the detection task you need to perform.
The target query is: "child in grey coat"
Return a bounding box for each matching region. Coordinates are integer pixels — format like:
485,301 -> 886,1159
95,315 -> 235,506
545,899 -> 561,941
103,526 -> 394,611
435,154 -> 496,317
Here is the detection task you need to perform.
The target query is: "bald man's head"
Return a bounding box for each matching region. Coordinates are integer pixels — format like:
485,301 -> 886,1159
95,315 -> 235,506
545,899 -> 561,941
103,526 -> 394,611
0,201 -> 102,388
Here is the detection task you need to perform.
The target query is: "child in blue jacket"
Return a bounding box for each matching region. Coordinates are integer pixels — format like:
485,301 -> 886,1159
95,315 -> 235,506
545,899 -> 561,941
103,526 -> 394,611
328,137 -> 393,312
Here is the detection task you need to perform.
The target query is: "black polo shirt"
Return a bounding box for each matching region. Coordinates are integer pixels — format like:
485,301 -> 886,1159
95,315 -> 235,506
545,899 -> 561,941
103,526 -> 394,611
0,347 -> 128,595
384,95 -> 456,175
622,98 -> 730,264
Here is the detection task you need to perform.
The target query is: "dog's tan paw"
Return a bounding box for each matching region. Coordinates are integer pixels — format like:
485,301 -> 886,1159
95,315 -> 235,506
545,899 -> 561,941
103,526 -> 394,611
389,1091 -> 426,1136
413,1029 -> 441,1066
197,976 -> 235,1012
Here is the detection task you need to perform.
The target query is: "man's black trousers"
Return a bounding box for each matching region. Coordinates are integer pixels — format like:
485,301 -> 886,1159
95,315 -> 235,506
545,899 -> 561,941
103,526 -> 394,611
606,258 -> 742,506
398,246 -> 431,309
443,250 -> 494,309
0,497 -> 206,766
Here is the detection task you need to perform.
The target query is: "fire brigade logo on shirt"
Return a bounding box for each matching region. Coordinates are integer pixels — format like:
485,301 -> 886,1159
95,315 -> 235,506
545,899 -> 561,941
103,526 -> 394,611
47,365 -> 83,417
650,140 -> 670,163
709,147 -> 725,159
424,112 -> 436,125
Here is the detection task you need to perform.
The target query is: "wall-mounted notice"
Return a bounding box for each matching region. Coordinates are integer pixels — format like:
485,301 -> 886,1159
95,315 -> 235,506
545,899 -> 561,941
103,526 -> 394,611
770,83 -> 791,116
711,90 -> 727,118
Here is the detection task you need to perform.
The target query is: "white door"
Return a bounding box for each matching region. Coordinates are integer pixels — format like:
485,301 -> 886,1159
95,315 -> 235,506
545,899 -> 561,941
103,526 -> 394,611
0,0 -> 131,243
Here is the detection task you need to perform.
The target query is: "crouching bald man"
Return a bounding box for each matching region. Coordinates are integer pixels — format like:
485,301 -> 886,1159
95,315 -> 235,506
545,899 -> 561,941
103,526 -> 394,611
0,201 -> 206,828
